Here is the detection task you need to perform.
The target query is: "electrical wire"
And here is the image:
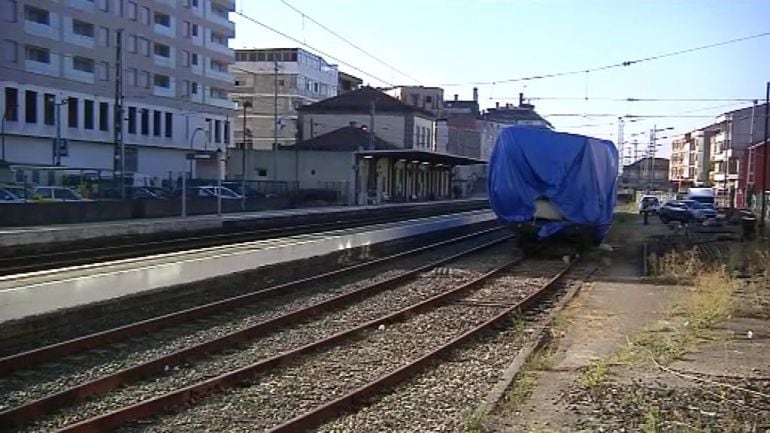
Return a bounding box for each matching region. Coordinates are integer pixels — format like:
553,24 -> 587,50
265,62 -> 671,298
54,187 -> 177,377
523,97 -> 760,103
438,31 -> 770,87
233,10 -> 394,86
278,0 -> 422,85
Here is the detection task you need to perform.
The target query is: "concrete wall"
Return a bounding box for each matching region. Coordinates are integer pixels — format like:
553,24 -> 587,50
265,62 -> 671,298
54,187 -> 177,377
227,148 -> 354,188
300,113 -> 406,146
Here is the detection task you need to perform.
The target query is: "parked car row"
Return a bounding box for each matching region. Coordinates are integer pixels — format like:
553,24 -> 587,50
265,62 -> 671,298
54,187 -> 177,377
0,182 -> 282,203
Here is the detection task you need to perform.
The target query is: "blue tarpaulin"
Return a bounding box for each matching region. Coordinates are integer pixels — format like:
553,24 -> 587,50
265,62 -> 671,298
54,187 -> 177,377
487,126 -> 618,244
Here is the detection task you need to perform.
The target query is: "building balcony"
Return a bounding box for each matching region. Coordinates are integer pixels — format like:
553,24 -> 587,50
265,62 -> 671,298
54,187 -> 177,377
712,151 -> 728,162
24,20 -> 59,41
713,173 -> 726,182
212,0 -> 237,10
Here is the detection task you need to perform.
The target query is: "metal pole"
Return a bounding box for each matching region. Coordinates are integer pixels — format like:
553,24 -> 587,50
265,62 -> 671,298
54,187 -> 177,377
760,82 -> 769,234
241,102 -> 248,211
273,60 -> 278,182
181,174 -> 187,217
114,29 -> 125,199
55,100 -> 62,166
217,175 -> 222,216
1,111 -> 6,161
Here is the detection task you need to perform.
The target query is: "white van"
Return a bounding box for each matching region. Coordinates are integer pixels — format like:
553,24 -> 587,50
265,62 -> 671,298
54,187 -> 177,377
687,187 -> 715,206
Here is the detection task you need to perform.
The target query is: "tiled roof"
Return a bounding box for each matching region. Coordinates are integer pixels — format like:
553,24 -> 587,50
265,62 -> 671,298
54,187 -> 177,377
297,87 -> 435,118
291,126 -> 400,152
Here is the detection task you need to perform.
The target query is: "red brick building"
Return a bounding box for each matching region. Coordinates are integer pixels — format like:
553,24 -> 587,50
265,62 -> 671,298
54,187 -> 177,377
737,140 -> 770,209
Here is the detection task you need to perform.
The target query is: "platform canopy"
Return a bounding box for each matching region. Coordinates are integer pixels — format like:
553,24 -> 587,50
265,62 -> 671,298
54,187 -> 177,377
355,149 -> 487,166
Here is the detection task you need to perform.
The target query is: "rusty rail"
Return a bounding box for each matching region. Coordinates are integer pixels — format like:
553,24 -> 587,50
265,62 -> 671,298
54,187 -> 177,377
0,232 -> 510,429
0,226 -> 502,377
268,261 -> 574,432
49,249 -> 525,433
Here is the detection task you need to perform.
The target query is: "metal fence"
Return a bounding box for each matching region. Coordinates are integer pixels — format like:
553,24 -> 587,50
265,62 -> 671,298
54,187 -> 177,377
0,167 -> 353,226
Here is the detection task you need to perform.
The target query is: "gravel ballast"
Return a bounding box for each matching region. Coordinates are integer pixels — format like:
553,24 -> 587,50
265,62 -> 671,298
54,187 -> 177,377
111,259 -> 565,433
8,237 -> 515,432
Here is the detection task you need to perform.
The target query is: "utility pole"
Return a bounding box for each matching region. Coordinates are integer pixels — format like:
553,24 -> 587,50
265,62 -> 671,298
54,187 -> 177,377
369,99 -> 375,150
273,60 -> 279,182
54,97 -> 65,166
617,117 -> 625,177
761,82 -> 769,234
241,100 -> 251,211
113,29 -> 125,199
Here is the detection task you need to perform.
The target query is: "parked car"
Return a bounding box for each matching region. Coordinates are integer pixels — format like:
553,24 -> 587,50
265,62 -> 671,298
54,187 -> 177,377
33,186 -> 92,202
222,182 -> 278,198
659,200 -> 717,223
173,186 -> 243,200
0,185 -> 37,202
638,195 -> 660,214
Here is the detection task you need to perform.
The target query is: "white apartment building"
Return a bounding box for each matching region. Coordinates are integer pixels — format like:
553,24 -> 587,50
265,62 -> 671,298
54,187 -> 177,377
0,0 -> 236,183
232,47 -> 338,150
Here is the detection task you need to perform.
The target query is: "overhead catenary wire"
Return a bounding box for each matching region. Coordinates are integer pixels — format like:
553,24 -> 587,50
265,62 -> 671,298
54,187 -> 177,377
438,31 -> 770,87
233,9 -> 394,87
278,0 -> 422,85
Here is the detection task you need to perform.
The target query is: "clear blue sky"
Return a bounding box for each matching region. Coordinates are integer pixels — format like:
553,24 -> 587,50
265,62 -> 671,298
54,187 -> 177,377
232,0 -> 770,159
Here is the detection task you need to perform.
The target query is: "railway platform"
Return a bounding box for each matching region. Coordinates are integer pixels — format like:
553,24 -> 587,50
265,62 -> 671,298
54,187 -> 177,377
0,198 -> 488,249
0,209 -> 496,326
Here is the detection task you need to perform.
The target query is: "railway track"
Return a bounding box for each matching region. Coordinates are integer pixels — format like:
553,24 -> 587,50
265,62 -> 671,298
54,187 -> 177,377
1,238 -> 582,433
0,204 -> 486,276
0,228 -> 510,432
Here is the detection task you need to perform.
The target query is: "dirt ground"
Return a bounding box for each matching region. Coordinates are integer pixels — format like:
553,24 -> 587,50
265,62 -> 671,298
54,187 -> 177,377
485,213 -> 770,433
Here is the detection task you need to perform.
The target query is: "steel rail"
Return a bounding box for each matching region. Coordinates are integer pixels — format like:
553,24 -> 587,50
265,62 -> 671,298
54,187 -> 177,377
0,225 -> 502,376
268,260 -> 574,433
48,247 -> 525,433
0,232 -> 510,429
0,204 -> 487,275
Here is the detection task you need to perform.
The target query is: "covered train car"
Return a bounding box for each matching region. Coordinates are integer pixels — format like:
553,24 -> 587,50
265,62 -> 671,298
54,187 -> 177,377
488,126 -> 618,251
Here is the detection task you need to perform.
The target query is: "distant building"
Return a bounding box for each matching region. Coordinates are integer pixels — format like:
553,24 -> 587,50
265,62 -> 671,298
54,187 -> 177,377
480,97 -> 552,162
737,139 -> 770,210
338,71 -> 362,94
437,91 -> 484,195
709,103 -> 767,201
232,48 -> 338,150
621,157 -> 670,191
380,85 -> 444,115
669,125 -> 718,191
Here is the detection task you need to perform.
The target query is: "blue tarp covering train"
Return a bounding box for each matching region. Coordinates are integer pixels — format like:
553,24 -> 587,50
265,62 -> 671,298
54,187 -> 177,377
487,126 -> 618,247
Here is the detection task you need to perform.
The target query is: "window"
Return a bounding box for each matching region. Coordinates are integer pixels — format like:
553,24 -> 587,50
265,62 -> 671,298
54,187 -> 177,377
153,12 -> 170,26
209,87 -> 226,99
25,45 -> 50,63
3,0 -> 17,22
126,68 -> 137,86
128,1 -> 137,21
164,112 -> 172,137
97,26 -> 109,46
24,5 -> 49,25
153,74 -> 170,88
139,71 -> 150,88
138,37 -> 149,56
154,43 -> 170,58
224,121 -> 230,144
181,50 -> 190,66
210,32 -> 226,45
192,23 -> 198,36
3,88 -> 18,124
214,120 -> 221,143
192,0 -> 199,7
84,99 -> 94,129
44,93 -> 54,125
152,110 -> 161,136
2,40 -> 16,62
191,53 -> 198,65
139,6 -> 149,25
73,56 -> 95,73
99,102 -> 108,131
67,97 -> 78,128
24,90 -> 36,123
140,108 -> 149,135
98,0 -> 109,11
278,79 -> 285,87
191,82 -> 198,94
127,106 -> 136,133
183,21 -> 191,37
73,19 -> 95,37
210,59 -> 226,72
